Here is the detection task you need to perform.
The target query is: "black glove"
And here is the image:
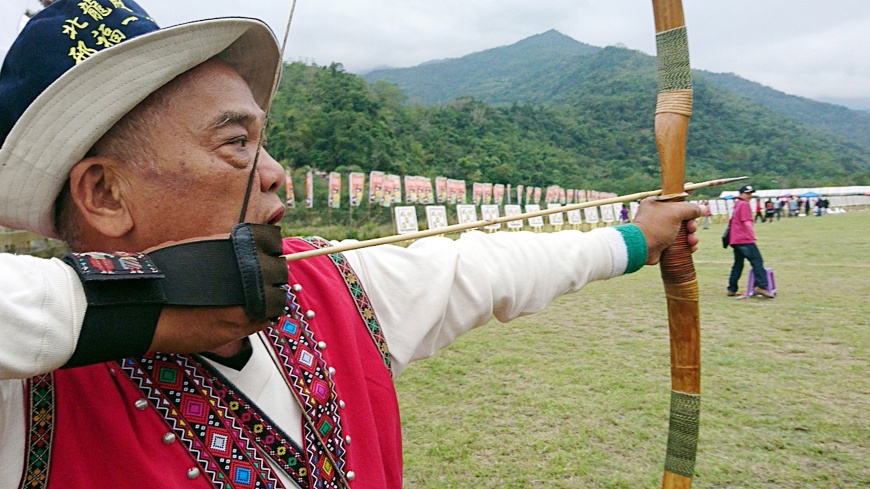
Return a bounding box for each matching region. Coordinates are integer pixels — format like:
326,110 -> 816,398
229,223 -> 287,320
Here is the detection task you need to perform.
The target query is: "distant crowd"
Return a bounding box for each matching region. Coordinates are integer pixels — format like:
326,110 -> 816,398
751,197 -> 831,222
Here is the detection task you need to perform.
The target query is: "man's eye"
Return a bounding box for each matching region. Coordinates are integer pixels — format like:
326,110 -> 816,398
229,137 -> 247,148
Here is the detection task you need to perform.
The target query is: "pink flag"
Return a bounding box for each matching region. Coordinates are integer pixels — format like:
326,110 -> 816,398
349,172 -> 365,207
305,170 -> 314,208
284,172 -> 295,207
493,184 -> 505,206
435,176 -> 447,204
369,171 -> 384,204
328,172 -> 341,209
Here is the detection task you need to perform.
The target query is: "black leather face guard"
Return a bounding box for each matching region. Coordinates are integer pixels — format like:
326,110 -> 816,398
60,224 -> 287,368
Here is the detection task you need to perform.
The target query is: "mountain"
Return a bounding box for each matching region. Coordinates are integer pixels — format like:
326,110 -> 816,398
814,96 -> 870,112
363,31 -> 870,150
364,30 -> 601,105
695,72 -> 870,148
264,33 -> 869,199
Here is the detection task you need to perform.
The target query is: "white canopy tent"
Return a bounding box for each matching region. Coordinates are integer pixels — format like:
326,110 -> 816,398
718,186 -> 870,199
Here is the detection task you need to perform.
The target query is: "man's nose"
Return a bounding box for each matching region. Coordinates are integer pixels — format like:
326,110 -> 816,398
257,149 -> 283,193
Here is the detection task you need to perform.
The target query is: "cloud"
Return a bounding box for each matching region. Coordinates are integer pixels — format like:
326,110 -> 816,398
18,0 -> 868,101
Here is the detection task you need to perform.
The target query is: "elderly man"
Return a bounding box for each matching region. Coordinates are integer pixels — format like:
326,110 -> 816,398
0,1 -> 700,487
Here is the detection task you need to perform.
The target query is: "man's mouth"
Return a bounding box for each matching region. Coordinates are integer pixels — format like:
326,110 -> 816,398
267,207 -> 285,225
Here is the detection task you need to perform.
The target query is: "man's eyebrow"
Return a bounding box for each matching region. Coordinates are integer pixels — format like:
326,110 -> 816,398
208,111 -> 265,130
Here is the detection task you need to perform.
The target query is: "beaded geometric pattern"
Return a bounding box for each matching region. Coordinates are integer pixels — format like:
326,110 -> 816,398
655,26 -> 692,92
191,357 -> 313,489
302,236 -> 393,373
263,288 -> 348,488
21,373 -> 55,489
120,355 -> 284,489
66,251 -> 160,278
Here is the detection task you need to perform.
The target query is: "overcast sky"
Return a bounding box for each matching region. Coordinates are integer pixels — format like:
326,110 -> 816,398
11,0 -> 870,108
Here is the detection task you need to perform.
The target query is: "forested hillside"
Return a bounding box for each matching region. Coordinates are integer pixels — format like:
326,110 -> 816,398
265,31 -> 869,198
364,30 -> 870,150
696,71 -> 870,148
267,62 -> 869,197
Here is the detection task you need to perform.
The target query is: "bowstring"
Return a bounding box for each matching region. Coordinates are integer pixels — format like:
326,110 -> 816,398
238,0 -> 299,223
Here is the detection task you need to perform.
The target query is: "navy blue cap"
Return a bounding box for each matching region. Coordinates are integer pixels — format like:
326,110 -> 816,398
738,185 -> 755,194
0,0 -> 157,146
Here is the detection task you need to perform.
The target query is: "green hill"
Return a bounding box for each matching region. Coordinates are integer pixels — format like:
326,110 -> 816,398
364,30 -> 870,150
265,32 -> 869,200
364,30 -> 601,105
696,71 -> 870,148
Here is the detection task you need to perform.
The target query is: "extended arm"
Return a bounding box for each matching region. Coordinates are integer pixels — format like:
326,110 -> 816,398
0,224 -> 287,379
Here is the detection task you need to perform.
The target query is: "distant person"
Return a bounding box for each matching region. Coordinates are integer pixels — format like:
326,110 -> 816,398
699,200 -> 711,230
620,203 -> 629,222
754,198 -> 764,222
788,198 -> 798,217
764,199 -> 775,223
804,198 -> 811,216
727,185 -> 775,298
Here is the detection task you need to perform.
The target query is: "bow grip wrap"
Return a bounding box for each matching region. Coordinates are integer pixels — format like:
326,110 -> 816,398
229,223 -> 287,320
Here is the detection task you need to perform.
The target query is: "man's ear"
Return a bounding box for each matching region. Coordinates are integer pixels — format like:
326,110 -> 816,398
68,157 -> 134,239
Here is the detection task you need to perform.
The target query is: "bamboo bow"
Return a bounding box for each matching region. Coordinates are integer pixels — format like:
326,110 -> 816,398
651,1 -> 701,488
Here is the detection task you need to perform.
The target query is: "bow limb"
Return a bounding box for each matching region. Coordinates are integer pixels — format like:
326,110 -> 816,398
651,1 -> 701,488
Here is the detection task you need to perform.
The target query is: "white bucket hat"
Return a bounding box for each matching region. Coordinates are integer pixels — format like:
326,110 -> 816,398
0,0 -> 280,238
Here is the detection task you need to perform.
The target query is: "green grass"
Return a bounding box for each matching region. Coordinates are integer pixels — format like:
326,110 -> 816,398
395,210 -> 870,488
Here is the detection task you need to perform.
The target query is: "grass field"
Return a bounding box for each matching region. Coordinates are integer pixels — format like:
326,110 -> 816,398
395,210 -> 869,488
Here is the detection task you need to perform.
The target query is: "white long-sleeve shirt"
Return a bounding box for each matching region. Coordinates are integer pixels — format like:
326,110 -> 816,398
0,226 -> 645,487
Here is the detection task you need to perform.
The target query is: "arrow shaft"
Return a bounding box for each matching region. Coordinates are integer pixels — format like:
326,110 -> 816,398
282,176 -> 745,261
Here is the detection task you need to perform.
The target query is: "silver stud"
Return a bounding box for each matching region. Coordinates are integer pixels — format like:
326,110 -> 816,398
108,368 -> 116,378
305,310 -> 315,319
291,284 -> 302,292
339,400 -> 346,409
346,471 -> 355,481
134,398 -> 148,410
187,467 -> 200,479
345,435 -> 352,445
317,341 -> 327,349
328,367 -> 336,376
162,432 -> 176,444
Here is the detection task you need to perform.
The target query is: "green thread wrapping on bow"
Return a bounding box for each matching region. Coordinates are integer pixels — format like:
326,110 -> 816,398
655,27 -> 692,92
664,390 -> 701,477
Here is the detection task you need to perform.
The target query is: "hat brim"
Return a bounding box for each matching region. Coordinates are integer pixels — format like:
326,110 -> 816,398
0,18 -> 279,238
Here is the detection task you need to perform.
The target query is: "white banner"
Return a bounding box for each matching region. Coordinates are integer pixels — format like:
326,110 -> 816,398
480,204 -> 501,230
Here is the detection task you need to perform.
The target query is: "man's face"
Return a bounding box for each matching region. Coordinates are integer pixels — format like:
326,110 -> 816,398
120,59 -> 284,249
739,192 -> 753,201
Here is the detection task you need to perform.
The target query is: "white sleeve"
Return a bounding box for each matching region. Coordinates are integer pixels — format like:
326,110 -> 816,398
0,255 -> 86,379
342,227 -> 641,376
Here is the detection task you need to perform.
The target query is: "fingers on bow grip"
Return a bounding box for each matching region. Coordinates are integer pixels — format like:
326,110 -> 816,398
231,223 -> 288,321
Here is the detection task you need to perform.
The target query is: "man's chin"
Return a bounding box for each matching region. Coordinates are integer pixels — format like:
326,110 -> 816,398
207,339 -> 244,358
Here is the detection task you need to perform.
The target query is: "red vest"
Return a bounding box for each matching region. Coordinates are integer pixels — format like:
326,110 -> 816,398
25,238 -> 401,489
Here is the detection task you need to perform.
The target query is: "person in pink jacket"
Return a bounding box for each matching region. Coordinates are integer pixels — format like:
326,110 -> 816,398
727,185 -> 774,298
